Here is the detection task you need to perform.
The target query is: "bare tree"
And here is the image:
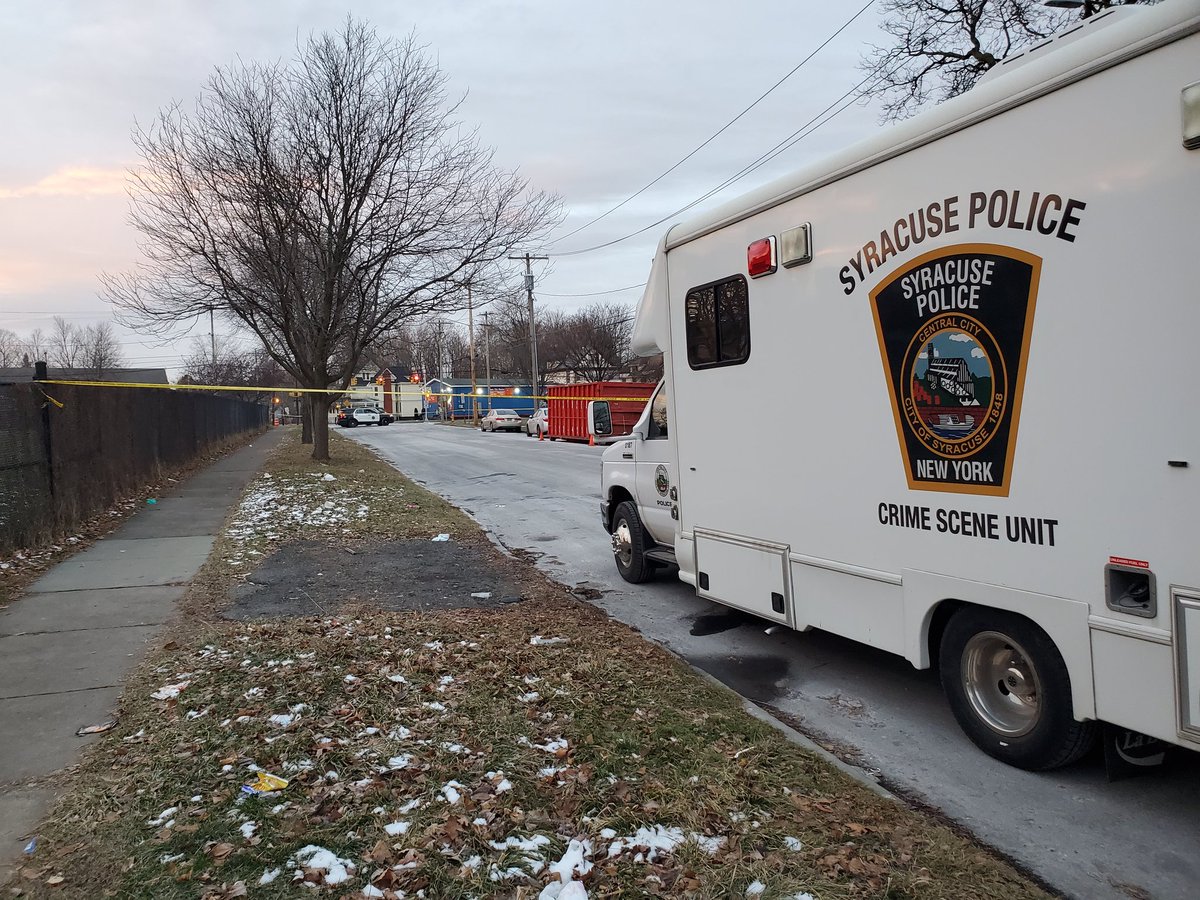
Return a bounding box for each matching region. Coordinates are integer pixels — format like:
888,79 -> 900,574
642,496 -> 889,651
180,337 -> 290,401
77,322 -> 125,373
48,316 -> 81,368
0,328 -> 23,366
551,302 -> 634,382
22,329 -> 46,367
861,0 -> 1158,121
40,317 -> 126,372
104,20 -> 559,460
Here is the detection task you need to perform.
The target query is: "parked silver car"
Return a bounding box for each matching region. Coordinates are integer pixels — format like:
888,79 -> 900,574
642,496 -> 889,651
525,406 -> 549,437
480,408 -> 522,432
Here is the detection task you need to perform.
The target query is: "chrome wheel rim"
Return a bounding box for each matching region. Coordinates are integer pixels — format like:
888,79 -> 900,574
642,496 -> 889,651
961,631 -> 1042,737
612,520 -> 633,568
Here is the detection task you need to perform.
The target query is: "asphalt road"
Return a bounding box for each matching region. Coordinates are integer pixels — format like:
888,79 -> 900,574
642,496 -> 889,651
347,420 -> 1200,900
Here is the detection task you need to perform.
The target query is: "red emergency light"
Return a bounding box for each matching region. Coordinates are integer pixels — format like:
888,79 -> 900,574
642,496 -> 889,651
747,236 -> 776,278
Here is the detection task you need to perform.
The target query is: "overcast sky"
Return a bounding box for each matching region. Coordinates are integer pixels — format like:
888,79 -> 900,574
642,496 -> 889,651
0,0 -> 888,373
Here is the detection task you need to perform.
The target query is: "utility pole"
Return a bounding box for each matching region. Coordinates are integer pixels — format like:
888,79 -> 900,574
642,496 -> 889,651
482,310 -> 493,414
467,282 -> 479,425
509,252 -> 548,400
207,305 -> 217,381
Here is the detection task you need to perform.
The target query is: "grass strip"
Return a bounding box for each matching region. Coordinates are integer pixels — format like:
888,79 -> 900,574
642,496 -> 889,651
7,431 -> 1051,900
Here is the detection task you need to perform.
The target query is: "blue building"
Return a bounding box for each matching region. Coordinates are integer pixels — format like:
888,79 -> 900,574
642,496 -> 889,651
424,377 -> 536,419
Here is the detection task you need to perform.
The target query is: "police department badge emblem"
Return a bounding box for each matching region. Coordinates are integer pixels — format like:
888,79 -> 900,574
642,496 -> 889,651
870,244 -> 1041,496
655,464 -> 670,496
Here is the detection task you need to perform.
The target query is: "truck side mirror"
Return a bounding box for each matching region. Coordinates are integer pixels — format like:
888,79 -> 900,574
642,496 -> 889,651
588,400 -> 613,437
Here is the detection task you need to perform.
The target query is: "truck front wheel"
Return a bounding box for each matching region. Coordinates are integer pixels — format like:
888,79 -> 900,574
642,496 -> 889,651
611,501 -> 653,584
939,607 -> 1096,770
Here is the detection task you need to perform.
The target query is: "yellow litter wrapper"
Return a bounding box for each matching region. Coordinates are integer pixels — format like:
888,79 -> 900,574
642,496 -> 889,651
241,772 -> 289,795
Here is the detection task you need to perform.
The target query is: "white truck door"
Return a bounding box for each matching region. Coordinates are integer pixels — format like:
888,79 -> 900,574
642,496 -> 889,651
634,383 -> 676,544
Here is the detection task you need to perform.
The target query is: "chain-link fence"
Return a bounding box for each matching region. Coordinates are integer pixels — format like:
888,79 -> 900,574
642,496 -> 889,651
0,381 -> 268,555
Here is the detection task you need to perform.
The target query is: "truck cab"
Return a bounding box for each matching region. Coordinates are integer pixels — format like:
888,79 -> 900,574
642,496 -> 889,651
597,381 -> 680,582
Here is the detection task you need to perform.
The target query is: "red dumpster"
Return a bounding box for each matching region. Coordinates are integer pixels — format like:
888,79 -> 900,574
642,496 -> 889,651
546,382 -> 655,442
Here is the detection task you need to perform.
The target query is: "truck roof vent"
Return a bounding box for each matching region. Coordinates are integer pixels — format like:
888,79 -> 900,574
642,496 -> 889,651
974,7 -> 1139,89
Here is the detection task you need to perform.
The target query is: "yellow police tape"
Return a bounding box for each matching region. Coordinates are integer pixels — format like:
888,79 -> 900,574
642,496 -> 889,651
39,379 -> 654,404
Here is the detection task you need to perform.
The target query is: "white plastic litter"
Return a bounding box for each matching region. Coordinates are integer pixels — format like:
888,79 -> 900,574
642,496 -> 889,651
431,533 -> 450,541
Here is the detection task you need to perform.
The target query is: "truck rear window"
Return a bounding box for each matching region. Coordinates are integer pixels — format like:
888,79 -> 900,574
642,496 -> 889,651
685,276 -> 750,369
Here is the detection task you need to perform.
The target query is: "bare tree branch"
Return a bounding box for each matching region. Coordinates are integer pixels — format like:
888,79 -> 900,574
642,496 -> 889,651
860,0 -> 1158,121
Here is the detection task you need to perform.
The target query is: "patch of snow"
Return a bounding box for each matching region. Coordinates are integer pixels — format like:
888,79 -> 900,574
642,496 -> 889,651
362,885 -> 386,898
690,833 -> 727,855
783,836 -> 803,851
259,867 -> 281,885
293,845 -> 356,885
398,798 -> 421,813
546,838 -> 593,884
384,821 -> 410,837
488,834 -> 551,853
529,635 -> 569,646
322,473 -> 336,481
532,737 -> 568,754
423,701 -> 447,712
268,713 -> 296,727
440,780 -> 466,804
386,674 -> 408,684
240,821 -> 257,839
746,881 -> 766,897
160,853 -> 184,864
151,681 -> 189,700
146,806 -> 178,827
431,533 -> 450,541
387,754 -> 412,770
518,692 -> 541,703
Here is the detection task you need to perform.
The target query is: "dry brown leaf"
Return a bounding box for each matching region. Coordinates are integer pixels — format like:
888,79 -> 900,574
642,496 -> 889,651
206,842 -> 235,864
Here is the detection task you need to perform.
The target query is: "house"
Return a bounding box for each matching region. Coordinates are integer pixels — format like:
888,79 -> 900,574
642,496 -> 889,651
0,366 -> 170,385
424,377 -> 535,419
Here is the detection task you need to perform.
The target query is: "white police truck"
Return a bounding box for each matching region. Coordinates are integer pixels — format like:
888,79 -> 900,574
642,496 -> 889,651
592,0 -> 1200,770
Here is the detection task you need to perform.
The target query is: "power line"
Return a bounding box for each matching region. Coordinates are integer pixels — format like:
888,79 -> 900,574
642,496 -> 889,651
546,0 -> 878,248
539,283 -> 646,298
548,76 -> 872,259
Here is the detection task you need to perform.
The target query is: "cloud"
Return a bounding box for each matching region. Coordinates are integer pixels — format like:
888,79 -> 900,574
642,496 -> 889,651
971,347 -> 986,358
948,332 -> 973,342
0,166 -> 127,200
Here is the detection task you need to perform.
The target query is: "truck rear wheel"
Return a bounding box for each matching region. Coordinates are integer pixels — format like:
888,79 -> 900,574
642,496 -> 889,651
611,501 -> 653,584
939,607 -> 1096,770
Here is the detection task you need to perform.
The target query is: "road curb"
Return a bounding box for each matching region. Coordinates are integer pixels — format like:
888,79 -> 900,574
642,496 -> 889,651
683,661 -> 898,801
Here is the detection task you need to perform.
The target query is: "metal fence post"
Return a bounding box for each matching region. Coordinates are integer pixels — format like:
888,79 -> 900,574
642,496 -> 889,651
33,360 -> 55,498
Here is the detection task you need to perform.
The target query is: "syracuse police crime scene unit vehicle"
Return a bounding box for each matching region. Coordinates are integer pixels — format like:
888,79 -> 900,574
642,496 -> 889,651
592,0 -> 1200,771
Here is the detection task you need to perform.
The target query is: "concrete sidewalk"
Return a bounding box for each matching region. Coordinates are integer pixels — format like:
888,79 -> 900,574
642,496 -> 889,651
0,428 -> 284,880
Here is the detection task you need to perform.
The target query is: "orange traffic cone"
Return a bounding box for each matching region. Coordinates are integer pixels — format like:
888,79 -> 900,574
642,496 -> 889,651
538,428 -> 544,441
588,434 -> 595,447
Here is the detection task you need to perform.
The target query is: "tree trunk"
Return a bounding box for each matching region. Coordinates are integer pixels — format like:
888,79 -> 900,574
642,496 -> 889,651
301,395 -> 314,444
311,400 -> 331,461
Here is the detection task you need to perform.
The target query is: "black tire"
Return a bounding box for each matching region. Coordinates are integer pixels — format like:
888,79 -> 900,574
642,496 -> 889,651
611,500 -> 653,584
939,607 -> 1096,770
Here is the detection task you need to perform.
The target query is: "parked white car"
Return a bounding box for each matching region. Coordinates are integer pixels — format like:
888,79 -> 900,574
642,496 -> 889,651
480,408 -> 522,433
525,406 -> 548,437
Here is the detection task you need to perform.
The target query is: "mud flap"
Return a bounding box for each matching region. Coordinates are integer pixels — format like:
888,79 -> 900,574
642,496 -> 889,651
1102,723 -> 1167,781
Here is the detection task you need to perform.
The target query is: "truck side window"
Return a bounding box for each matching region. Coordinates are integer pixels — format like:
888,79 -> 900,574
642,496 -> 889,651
648,384 -> 668,439
685,276 -> 750,369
